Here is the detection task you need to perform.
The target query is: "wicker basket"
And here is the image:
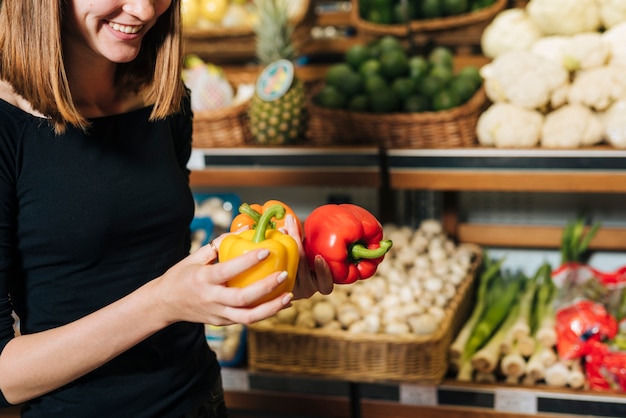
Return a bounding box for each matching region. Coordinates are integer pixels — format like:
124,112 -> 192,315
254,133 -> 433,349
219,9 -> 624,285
306,84 -> 488,149
351,0 -> 507,50
183,0 -> 316,62
192,99 -> 252,148
247,244 -> 482,384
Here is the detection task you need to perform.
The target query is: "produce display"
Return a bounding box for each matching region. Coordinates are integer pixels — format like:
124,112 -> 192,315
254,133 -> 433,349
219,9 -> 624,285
314,36 -> 483,113
191,193 -> 240,253
205,323 -> 247,366
248,0 -> 307,145
261,220 -> 475,336
357,0 -> 499,24
181,0 -> 307,32
477,0 -> 626,148
451,218 -> 626,392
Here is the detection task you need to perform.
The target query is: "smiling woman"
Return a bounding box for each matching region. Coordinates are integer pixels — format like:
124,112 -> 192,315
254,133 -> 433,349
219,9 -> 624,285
0,0 -> 335,417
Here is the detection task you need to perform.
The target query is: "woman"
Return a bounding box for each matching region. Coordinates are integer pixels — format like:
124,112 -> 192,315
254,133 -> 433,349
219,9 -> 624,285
0,1 -> 333,416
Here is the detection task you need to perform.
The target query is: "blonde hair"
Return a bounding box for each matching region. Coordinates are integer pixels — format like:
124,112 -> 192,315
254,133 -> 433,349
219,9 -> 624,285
0,0 -> 185,134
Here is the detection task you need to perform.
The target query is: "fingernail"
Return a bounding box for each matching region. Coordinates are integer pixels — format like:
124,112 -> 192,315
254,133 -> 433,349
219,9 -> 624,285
315,255 -> 325,269
277,271 -> 288,284
282,293 -> 293,305
257,249 -> 270,260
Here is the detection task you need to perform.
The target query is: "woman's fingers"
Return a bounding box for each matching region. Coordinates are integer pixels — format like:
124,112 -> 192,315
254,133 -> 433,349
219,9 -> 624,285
313,255 -> 334,295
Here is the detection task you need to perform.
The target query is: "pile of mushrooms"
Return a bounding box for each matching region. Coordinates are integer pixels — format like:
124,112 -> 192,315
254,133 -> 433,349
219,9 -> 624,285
257,219 -> 478,337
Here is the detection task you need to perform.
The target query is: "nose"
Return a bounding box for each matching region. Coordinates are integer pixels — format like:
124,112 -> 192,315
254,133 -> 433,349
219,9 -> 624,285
122,0 -> 157,21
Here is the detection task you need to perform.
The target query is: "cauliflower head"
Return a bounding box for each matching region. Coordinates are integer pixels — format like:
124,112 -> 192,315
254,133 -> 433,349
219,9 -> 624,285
481,9 -> 543,59
597,0 -> 626,29
568,65 -> 626,111
482,51 -> 569,110
603,22 -> 626,67
527,0 -> 601,36
541,104 -> 604,148
476,103 -> 544,148
601,100 -> 626,148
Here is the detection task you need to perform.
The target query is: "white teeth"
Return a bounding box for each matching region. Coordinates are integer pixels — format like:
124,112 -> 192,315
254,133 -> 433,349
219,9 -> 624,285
108,22 -> 143,34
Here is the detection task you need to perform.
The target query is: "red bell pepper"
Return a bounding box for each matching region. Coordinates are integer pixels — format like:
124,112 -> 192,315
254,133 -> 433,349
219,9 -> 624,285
303,204 -> 392,284
230,200 -> 302,235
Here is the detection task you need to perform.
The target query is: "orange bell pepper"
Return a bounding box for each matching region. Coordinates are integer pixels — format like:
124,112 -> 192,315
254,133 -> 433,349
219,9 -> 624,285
230,200 -> 302,235
220,204 -> 299,307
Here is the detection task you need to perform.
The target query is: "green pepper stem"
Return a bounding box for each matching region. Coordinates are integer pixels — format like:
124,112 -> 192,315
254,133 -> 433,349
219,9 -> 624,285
252,204 -> 286,243
350,239 -> 393,260
239,203 -> 276,229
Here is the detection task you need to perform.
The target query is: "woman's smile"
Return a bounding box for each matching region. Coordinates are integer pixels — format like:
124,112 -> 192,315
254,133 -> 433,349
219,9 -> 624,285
107,21 -> 145,34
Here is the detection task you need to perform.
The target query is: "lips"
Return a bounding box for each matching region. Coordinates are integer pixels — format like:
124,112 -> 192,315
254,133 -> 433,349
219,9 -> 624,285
108,22 -> 144,34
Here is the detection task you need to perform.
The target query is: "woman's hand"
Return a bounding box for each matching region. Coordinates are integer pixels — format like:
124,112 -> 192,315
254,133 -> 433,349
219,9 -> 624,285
152,235 -> 292,327
281,214 -> 334,300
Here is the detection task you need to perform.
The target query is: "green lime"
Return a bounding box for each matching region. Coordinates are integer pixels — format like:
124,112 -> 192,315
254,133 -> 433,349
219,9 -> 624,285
457,65 -> 483,87
394,1 -> 417,22
403,95 -> 430,112
345,44 -> 372,71
408,56 -> 431,83
315,85 -> 347,109
348,94 -> 369,112
429,64 -> 454,85
391,77 -> 415,101
364,74 -> 388,94
377,35 -> 405,55
325,63 -> 354,89
442,0 -> 469,15
359,58 -> 382,78
369,89 -> 400,113
421,0 -> 443,18
367,8 -> 393,24
416,74 -> 445,98
449,75 -> 477,103
380,49 -> 410,80
428,46 -> 455,70
471,0 -> 496,10
432,89 -> 461,111
336,70 -> 364,98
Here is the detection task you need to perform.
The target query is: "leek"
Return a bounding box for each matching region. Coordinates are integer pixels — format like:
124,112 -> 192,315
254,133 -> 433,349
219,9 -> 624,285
449,256 -> 504,363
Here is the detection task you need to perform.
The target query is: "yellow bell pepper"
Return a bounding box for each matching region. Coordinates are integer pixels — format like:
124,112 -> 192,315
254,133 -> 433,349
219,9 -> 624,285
218,204 -> 299,306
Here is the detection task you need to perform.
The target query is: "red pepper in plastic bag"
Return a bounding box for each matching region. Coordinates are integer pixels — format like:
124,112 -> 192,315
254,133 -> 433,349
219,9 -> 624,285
555,300 -> 618,360
303,204 -> 392,284
585,340 -> 626,392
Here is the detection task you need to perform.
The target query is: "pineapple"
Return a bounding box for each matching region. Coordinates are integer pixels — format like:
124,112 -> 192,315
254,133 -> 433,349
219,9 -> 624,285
248,0 -> 307,145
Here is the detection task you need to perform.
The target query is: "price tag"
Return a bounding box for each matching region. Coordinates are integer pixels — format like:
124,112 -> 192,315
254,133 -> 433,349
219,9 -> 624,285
399,384 -> 438,406
221,368 -> 249,392
494,388 -> 537,414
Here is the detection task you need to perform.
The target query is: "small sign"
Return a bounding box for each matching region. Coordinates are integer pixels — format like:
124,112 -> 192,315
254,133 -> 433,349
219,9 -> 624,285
256,59 -> 294,102
494,387 -> 537,414
399,384 -> 438,406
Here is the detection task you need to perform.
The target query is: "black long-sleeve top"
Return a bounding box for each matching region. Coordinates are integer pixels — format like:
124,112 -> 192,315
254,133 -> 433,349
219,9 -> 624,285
0,96 -> 218,417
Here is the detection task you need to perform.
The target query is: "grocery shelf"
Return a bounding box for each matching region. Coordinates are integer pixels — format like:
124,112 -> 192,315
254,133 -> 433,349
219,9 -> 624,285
387,147 -> 626,249
188,146 -> 382,188
220,368 -> 626,418
387,147 -> 626,193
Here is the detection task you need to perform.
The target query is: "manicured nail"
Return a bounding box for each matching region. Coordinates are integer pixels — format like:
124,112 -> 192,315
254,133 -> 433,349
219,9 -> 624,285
257,249 -> 270,260
277,271 -> 288,284
282,293 -> 293,305
315,255 -> 325,269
